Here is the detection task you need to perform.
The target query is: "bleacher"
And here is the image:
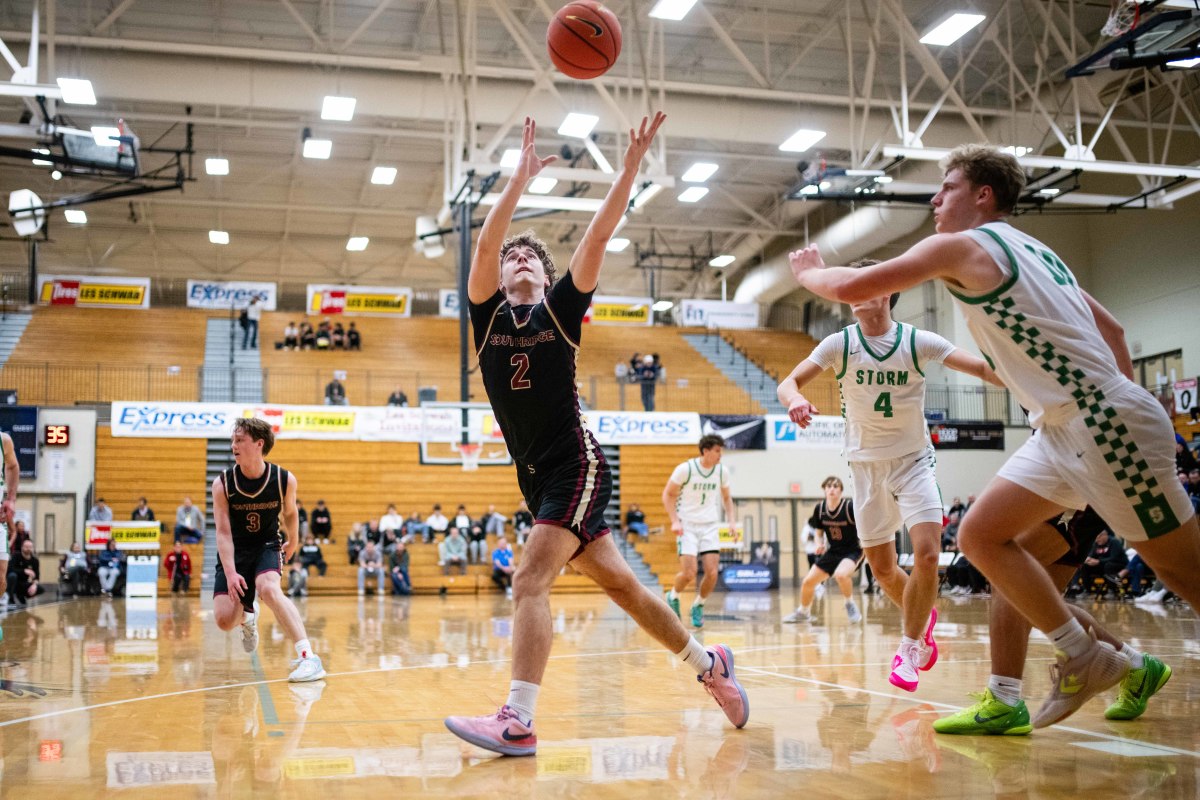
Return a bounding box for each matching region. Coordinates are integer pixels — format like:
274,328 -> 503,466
617,444 -> 696,583
722,328 -> 841,413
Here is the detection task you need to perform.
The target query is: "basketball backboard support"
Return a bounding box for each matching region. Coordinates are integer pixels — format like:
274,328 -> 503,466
1067,8 -> 1200,77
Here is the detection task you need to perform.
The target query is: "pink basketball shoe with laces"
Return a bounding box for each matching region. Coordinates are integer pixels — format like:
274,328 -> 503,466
445,705 -> 537,757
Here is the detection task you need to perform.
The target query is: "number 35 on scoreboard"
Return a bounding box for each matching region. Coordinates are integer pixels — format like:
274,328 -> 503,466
44,424 -> 71,446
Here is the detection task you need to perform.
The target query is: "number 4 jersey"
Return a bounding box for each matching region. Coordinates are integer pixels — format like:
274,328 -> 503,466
807,322 -> 956,461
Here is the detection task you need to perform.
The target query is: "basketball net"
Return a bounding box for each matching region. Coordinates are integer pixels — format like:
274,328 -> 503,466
459,443 -> 482,472
1101,1 -> 1139,38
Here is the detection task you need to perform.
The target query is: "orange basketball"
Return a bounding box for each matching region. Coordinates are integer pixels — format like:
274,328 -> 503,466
547,2 -> 622,80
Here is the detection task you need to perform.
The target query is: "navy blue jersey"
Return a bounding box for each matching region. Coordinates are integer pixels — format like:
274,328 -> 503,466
809,498 -> 860,550
469,271 -> 599,467
220,462 -> 288,551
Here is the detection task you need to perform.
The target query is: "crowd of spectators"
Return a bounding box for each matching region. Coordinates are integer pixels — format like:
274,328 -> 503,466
280,318 -> 362,351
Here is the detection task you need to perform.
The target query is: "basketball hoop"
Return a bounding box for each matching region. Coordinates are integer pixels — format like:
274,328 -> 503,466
1102,0 -> 1140,38
459,443 -> 482,472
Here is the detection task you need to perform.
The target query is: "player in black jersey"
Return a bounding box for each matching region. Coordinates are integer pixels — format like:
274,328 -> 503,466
445,114 -> 748,758
933,506 -> 1171,735
784,476 -> 864,624
212,417 -> 325,683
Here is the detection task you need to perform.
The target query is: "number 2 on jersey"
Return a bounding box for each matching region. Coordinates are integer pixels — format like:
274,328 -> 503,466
510,353 -> 532,390
874,392 -> 894,418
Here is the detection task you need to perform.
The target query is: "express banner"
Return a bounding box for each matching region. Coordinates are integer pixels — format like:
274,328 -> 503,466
86,521 -> 162,550
929,421 -> 1005,450
306,285 -> 413,317
38,275 -> 150,309
186,280 -> 277,310
438,289 -> 460,318
587,296 -> 653,326
765,415 -> 846,450
677,300 -> 758,329
584,411 -> 702,445
700,415 -> 766,450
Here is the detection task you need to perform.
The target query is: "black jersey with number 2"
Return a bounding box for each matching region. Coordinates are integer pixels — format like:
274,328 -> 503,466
221,462 -> 289,551
809,498 -> 860,551
469,271 -> 599,467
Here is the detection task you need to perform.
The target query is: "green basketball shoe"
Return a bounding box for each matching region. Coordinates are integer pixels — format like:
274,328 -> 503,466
933,690 -> 1032,736
666,592 -> 680,619
691,603 -> 704,628
1105,654 -> 1171,721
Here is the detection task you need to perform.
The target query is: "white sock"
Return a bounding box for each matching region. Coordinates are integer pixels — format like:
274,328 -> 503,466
1120,644 -> 1145,670
694,597 -> 706,607
800,603 -> 811,615
987,674 -> 1023,707
506,680 -> 539,722
241,609 -> 256,627
667,588 -> 678,601
677,636 -> 712,676
1049,619 -> 1091,659
295,639 -> 313,659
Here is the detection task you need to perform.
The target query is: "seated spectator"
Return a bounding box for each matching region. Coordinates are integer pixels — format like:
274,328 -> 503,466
402,511 -> 428,543
310,499 -> 333,543
10,519 -> 31,553
624,503 -> 648,539
324,377 -> 347,406
451,504 -> 472,536
426,504 -> 450,543
347,322 -> 361,350
512,500 -> 533,547
491,536 -> 515,596
164,541 -> 192,594
387,386 -> 409,407
364,519 -> 382,546
1119,549 -> 1155,597
332,322 -> 346,349
97,539 -> 124,597
283,321 -> 299,349
300,322 -> 316,350
1177,435 -> 1199,473
297,498 -> 309,537
60,541 -> 91,596
346,523 -> 366,565
357,541 -> 386,596
389,540 -> 412,596
131,496 -> 156,524
299,534 -> 327,577
174,497 -> 204,543
7,539 -> 43,606
482,505 -> 507,537
88,497 -> 113,522
1075,529 -> 1128,593
467,519 -> 488,565
381,528 -> 399,557
380,505 -> 404,538
287,561 -> 308,598
438,528 -> 468,575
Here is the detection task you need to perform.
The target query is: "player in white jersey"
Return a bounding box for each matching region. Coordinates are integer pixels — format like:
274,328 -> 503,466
663,434 -> 737,629
788,144 -> 1198,728
0,432 -> 19,623
779,260 -> 1001,691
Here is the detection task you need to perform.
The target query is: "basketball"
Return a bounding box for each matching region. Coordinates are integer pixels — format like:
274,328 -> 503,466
547,2 -> 622,80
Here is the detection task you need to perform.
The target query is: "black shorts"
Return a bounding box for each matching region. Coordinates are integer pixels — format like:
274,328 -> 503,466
214,546 -> 283,611
1051,507 -> 1107,568
814,547 -> 863,575
517,453 -> 612,557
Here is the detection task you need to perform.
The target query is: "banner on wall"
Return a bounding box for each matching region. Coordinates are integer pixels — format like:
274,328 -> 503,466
186,280 -> 277,310
766,415 -> 846,450
929,421 -> 1005,450
584,411 -> 701,445
38,275 -> 150,309
86,521 -> 162,550
438,289 -> 460,317
588,296 -> 654,326
677,299 -> 758,329
1174,378 -> 1197,415
306,285 -> 413,317
700,414 -> 766,450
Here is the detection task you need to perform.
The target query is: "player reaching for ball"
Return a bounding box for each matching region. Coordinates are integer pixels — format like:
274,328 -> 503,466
444,113 -> 750,758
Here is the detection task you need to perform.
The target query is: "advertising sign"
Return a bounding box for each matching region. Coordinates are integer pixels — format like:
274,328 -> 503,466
438,289 -> 460,317
86,521 -> 162,550
588,296 -> 653,326
186,280 -> 277,310
677,299 -> 758,329
928,421 -> 1005,450
38,275 -> 150,309
584,411 -> 702,445
700,414 -> 766,450
306,285 -> 413,317
766,415 -> 846,450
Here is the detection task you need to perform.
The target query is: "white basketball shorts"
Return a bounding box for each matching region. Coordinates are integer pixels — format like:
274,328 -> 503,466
850,445 -> 944,548
678,522 -> 721,558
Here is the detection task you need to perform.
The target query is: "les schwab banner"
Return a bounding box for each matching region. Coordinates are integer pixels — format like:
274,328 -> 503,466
307,285 -> 412,317
38,275 -> 150,309
86,521 -> 161,550
586,296 -> 653,326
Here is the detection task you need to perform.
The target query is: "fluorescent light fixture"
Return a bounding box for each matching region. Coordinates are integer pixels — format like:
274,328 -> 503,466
649,0 -> 698,21
302,138 -> 332,159
528,177 -> 558,194
56,77 -> 96,105
681,162 -> 719,183
779,128 -> 827,153
209,230 -> 229,245
371,166 -> 398,185
205,157 -> 229,176
558,112 -> 599,139
500,148 -> 522,168
91,126 -> 120,147
64,209 -> 87,224
321,95 -> 357,121
678,186 -> 709,203
346,236 -> 369,251
798,184 -> 820,196
874,175 -> 894,184
1037,188 -> 1060,197
632,182 -> 664,209
920,13 -> 986,46
32,148 -> 52,166
709,254 -> 735,268
51,170 -> 62,180
1002,145 -> 1032,157
475,193 -> 605,212
582,137 -> 614,174
606,238 -> 631,252
845,169 -> 885,177
652,299 -> 674,312
1167,57 -> 1200,68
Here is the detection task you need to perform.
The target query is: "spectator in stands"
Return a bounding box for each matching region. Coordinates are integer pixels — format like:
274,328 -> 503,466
1074,528 -> 1129,595
283,321 -> 299,350
439,527 -> 468,575
482,504 -> 506,538
300,322 -> 316,350
451,504 -> 472,535
467,518 -> 488,565
1119,550 -> 1154,597
96,539 -> 123,597
389,539 -> 412,596
362,519 -> 382,546
296,498 -> 309,537
242,297 -> 261,350
131,497 -> 155,523
491,536 -> 515,597
387,386 -> 409,407
947,496 -> 966,521
10,519 -> 30,553
1189,468 -> 1200,504
332,322 -> 346,349
403,511 -> 428,543
1177,434 -> 1199,473
635,354 -> 661,411
164,541 -> 192,594
347,322 -> 361,350
316,319 -> 332,349
88,497 -> 113,522
60,541 -> 90,596
381,528 -> 399,557
624,503 -> 648,539
310,499 -> 332,543
7,539 -> 42,606
325,376 -> 347,406
299,534 -> 327,577
346,523 -> 366,565
357,541 -> 386,596
380,504 -> 404,539
174,497 -> 204,543
287,561 -> 308,598
426,504 -> 449,543
512,500 -> 533,547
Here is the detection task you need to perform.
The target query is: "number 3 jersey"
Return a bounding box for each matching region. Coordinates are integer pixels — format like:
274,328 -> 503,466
807,322 -> 955,461
470,271 -> 600,467
220,463 -> 288,551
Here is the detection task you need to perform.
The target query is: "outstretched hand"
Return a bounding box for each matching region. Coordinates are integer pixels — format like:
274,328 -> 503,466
622,112 -> 667,173
788,244 -> 826,287
513,117 -> 558,183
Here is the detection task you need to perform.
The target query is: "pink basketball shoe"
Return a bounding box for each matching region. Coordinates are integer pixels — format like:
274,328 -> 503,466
919,608 -> 938,671
444,705 -> 537,757
699,644 -> 750,728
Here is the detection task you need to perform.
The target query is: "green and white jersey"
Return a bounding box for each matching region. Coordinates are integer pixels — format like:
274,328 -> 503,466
807,322 -> 955,461
954,222 -> 1124,428
668,458 -> 730,524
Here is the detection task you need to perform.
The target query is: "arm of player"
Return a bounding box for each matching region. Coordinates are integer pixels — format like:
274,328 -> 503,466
467,117 -> 558,304
212,477 -> 246,600
1,432 -> 17,524
721,486 -> 738,531
569,112 -> 666,293
282,473 -> 300,562
942,349 -> 1005,387
777,360 -> 826,428
1082,291 -> 1134,381
662,480 -> 683,534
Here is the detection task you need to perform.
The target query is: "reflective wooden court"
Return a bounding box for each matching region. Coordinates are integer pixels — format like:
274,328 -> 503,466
1,590 -> 1196,798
